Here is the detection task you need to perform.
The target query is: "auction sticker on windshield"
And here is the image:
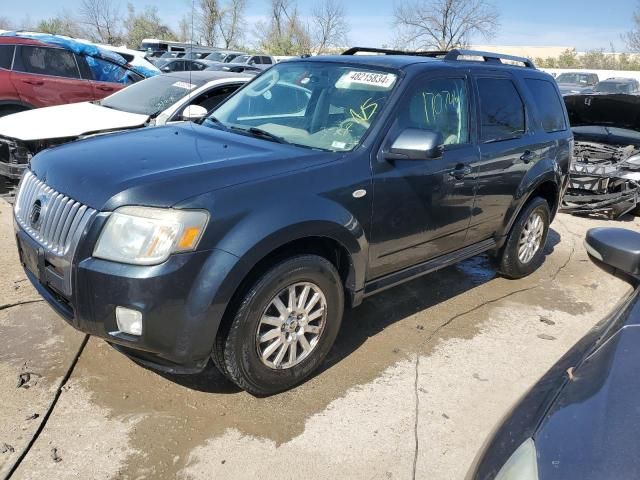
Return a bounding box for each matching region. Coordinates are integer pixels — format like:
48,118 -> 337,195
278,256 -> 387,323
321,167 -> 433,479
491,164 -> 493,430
172,82 -> 197,90
336,71 -> 397,90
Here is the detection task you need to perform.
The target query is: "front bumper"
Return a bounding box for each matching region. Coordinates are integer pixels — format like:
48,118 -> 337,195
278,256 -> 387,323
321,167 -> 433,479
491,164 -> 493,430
15,222 -> 240,372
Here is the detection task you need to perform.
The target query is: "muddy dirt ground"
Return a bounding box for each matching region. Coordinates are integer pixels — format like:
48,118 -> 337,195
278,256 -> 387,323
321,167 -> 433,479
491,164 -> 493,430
0,194 -> 637,480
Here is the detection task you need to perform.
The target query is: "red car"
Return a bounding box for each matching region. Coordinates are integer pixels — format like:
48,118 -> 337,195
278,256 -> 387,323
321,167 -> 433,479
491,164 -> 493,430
0,36 -> 145,116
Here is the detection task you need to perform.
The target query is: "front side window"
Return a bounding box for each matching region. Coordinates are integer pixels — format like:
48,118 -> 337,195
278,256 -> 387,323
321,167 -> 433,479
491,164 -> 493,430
15,46 -> 80,79
208,63 -> 399,152
525,79 -> 566,133
0,45 -> 14,70
477,77 -> 525,143
400,77 -> 470,145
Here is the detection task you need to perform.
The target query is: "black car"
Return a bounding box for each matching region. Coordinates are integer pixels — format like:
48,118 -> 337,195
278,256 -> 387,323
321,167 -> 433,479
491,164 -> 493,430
155,58 -> 214,73
13,48 -> 572,395
594,77 -> 640,95
468,227 -> 640,480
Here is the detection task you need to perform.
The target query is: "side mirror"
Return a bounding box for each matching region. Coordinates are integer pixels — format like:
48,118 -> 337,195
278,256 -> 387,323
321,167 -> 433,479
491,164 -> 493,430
385,129 -> 444,161
585,228 -> 640,275
161,66 -> 171,72
182,105 -> 208,121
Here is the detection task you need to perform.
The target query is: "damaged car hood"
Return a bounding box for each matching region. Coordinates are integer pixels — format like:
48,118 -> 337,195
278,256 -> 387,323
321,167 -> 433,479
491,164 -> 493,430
0,102 -> 149,141
562,94 -> 640,218
565,94 -> 640,133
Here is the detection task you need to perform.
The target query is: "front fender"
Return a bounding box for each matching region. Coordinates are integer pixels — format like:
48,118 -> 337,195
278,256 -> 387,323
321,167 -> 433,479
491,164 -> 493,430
215,196 -> 368,293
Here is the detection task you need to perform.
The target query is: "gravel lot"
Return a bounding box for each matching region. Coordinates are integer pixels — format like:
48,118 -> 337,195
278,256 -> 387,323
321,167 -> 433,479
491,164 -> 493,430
0,196 -> 636,480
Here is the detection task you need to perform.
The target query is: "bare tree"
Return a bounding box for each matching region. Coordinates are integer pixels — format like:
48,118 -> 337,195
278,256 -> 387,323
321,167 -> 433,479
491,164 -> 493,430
255,0 -> 311,55
79,0 -> 122,44
197,0 -> 221,46
393,0 -> 500,51
218,0 -> 246,48
0,16 -> 13,30
624,2 -> 640,52
124,4 -> 177,49
177,15 -> 193,43
310,0 -> 349,54
37,11 -> 84,37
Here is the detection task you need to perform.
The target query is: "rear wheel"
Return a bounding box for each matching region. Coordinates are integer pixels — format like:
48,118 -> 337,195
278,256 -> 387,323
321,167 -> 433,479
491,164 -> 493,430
220,255 -> 344,396
497,197 -> 550,279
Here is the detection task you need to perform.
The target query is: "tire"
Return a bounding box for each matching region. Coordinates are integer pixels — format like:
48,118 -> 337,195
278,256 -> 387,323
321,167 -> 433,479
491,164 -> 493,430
221,255 -> 344,396
497,197 -> 551,279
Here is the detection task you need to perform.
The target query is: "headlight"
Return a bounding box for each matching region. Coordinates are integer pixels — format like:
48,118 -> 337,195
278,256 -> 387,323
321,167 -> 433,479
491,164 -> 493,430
93,206 -> 209,265
495,438 -> 539,480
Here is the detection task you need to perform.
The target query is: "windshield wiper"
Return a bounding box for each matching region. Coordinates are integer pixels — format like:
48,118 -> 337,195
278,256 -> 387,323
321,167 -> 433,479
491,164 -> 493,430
204,115 -> 229,130
232,126 -> 291,145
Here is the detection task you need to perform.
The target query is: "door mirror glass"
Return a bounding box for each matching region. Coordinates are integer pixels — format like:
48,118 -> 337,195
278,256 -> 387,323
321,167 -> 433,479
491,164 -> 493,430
182,104 -> 208,121
585,228 -> 640,275
386,128 -> 444,160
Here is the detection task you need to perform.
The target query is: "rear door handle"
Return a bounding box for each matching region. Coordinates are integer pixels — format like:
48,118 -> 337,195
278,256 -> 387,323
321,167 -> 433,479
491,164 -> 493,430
449,164 -> 472,180
97,86 -> 114,92
23,79 -> 44,86
520,150 -> 535,164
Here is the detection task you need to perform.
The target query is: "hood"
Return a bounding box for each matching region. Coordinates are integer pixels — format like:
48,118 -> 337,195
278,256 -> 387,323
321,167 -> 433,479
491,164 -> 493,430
30,123 -> 335,210
0,103 -> 149,142
565,94 -> 640,132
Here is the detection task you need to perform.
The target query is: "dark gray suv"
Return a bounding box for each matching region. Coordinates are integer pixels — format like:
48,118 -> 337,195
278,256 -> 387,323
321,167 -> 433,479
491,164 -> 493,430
14,48 -> 571,395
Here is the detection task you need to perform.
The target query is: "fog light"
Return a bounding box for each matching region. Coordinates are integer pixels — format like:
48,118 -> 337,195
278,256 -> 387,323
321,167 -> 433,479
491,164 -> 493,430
116,307 -> 143,336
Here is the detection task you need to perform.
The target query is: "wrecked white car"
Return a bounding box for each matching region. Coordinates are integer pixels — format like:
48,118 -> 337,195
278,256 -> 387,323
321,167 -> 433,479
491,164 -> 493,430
562,94 -> 640,219
0,71 -> 249,179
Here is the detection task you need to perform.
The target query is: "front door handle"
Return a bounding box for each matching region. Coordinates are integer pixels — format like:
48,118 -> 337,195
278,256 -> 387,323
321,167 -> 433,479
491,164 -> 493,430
97,85 -> 114,92
449,164 -> 472,180
520,150 -> 535,164
23,79 -> 44,86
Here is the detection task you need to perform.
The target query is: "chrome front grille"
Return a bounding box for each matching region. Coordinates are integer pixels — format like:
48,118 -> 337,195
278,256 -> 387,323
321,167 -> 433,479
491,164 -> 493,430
14,171 -> 96,256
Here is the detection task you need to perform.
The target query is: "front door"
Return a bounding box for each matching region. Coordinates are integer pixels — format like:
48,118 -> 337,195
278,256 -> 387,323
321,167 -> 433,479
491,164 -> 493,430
368,74 -> 479,279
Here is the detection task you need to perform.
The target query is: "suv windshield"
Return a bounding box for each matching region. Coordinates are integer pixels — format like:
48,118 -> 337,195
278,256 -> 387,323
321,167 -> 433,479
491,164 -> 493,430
100,75 -> 204,115
595,81 -> 632,94
206,62 -> 399,151
556,73 -> 590,84
231,55 -> 251,64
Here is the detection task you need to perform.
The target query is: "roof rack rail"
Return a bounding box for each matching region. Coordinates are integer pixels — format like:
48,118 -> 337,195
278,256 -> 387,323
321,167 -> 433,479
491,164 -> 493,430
444,49 -> 536,68
342,47 -> 448,58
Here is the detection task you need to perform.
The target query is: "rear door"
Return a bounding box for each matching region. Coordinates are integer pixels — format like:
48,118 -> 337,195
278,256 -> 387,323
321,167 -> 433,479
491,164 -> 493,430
466,74 -> 533,242
81,56 -> 136,98
10,45 -> 94,107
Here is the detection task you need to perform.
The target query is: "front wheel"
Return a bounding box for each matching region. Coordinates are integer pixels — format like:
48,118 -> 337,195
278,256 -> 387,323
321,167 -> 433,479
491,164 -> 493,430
497,197 -> 551,279
221,255 -> 344,396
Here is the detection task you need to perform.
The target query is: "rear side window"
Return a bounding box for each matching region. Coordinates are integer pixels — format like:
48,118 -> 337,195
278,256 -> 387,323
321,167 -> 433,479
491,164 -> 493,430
0,45 -> 14,70
261,56 -> 273,65
525,79 -> 566,133
477,78 -> 525,143
15,46 -> 80,79
86,57 -> 137,85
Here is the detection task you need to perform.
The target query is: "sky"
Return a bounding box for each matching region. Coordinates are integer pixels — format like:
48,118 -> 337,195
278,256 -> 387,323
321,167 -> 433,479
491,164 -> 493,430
0,0 -> 637,51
